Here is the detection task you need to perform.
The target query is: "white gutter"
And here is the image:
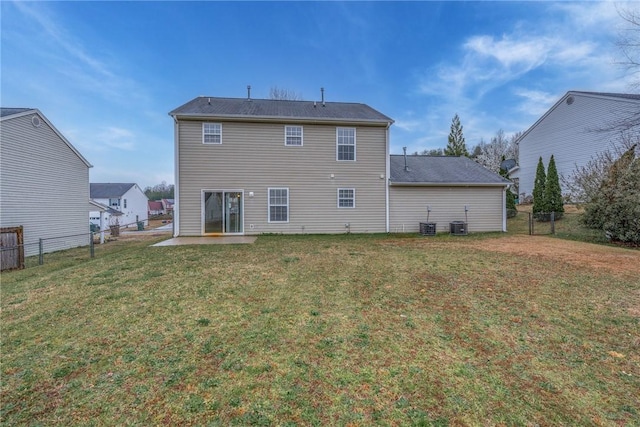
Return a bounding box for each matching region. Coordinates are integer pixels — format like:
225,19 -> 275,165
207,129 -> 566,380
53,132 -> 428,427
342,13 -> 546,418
389,182 -> 510,187
173,116 -> 180,237
385,122 -> 391,233
502,187 -> 507,232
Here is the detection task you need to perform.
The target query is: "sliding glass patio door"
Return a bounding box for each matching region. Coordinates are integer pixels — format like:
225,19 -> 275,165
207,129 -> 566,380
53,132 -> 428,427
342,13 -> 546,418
203,191 -> 243,234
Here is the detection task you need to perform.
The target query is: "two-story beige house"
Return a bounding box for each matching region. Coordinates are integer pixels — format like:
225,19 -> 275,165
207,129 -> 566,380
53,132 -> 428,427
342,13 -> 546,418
170,96 -> 393,236
170,96 -> 510,237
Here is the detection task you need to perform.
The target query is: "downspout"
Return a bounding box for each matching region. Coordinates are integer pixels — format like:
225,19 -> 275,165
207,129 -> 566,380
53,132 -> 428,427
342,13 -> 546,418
502,186 -> 507,232
173,116 -> 180,237
385,122 -> 391,233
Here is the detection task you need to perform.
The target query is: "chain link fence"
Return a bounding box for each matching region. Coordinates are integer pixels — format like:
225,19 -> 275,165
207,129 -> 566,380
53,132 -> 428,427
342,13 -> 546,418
1,220 -> 161,271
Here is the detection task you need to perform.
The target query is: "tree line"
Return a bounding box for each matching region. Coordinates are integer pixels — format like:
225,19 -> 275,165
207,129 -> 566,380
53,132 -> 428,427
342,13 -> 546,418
144,182 -> 174,201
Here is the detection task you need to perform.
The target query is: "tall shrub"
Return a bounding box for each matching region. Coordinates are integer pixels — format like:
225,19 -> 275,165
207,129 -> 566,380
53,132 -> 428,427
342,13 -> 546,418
584,146 -> 640,244
506,188 -> 517,217
544,155 -> 564,219
532,156 -> 547,219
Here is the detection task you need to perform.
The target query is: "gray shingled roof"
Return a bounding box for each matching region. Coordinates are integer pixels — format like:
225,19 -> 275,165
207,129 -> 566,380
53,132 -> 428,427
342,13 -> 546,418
90,183 -> 137,198
0,108 -> 33,118
169,97 -> 393,124
389,155 -> 511,186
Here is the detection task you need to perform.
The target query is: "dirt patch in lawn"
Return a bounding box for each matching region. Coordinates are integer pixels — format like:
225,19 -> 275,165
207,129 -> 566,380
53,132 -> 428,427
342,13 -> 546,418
463,235 -> 640,277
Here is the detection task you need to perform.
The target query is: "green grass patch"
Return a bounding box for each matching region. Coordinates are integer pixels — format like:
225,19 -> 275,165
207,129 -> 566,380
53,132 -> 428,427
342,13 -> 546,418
508,205 -> 611,245
1,233 -> 639,425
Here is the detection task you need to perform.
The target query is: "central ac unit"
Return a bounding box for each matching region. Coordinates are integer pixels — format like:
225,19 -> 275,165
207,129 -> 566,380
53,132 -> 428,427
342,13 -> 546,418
449,221 -> 467,235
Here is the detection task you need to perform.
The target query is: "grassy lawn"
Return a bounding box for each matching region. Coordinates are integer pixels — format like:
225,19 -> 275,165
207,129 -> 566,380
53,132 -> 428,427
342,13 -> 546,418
2,233 -> 639,426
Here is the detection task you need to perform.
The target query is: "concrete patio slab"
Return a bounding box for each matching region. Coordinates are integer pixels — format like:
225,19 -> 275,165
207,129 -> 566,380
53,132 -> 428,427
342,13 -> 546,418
151,236 -> 257,246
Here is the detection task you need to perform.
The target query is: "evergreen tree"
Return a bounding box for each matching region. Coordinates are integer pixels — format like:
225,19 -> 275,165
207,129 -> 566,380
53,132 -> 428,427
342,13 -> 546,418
444,114 -> 469,156
505,188 -> 517,217
544,155 -> 564,219
532,156 -> 547,219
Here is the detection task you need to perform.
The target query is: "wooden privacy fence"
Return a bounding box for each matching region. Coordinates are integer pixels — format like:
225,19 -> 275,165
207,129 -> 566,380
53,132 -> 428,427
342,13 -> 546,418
1,226 -> 25,271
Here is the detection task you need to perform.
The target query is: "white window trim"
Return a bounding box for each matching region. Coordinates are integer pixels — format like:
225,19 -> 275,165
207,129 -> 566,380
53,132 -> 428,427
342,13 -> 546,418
336,127 -> 356,161
284,125 -> 303,146
337,188 -> 355,208
268,187 -> 289,223
202,123 -> 222,144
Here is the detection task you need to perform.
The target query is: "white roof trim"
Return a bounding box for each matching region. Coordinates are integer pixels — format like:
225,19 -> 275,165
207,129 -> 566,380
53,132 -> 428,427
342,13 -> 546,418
517,91 -> 640,143
89,200 -> 110,211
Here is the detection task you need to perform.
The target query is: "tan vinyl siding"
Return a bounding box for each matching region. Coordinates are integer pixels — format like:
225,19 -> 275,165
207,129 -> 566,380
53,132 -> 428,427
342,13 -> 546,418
389,186 -> 504,233
177,120 -> 387,235
0,114 -> 90,255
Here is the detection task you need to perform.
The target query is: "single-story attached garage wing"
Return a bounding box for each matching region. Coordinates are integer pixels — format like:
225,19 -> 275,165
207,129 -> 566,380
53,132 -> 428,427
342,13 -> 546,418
388,155 -> 511,233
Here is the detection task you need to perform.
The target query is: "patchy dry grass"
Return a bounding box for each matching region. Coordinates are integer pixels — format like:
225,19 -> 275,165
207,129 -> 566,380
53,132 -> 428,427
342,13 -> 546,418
2,233 -> 639,426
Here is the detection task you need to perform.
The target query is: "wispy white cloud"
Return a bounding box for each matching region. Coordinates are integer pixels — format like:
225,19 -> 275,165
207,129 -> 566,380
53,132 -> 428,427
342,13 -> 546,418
393,118 -> 423,132
96,127 -> 136,151
550,1 -> 622,30
13,1 -> 114,80
464,35 -> 550,70
10,1 -> 144,105
406,1 -> 627,152
513,88 -> 561,116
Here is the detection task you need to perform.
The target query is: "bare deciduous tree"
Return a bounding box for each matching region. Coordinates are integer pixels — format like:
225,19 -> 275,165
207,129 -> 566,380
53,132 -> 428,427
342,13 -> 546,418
413,148 -> 445,156
562,131 -> 639,202
617,6 -> 640,89
473,130 -> 521,173
269,86 -> 303,101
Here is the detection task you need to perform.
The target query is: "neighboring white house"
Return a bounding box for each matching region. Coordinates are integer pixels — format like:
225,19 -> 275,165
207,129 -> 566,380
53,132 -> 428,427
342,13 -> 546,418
169,95 -> 509,236
90,183 -> 149,227
89,201 -> 123,228
0,108 -> 92,256
510,91 -> 640,199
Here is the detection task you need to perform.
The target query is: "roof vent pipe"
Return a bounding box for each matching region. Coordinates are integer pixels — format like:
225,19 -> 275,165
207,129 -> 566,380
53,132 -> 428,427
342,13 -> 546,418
403,147 -> 409,171
321,87 -> 325,107
247,85 -> 251,101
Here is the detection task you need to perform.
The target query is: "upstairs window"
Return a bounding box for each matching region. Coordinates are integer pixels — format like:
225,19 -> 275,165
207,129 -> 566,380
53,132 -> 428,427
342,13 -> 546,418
285,126 -> 303,146
203,123 -> 222,144
268,188 -> 289,223
109,198 -> 120,207
123,199 -> 127,209
337,127 -> 356,161
338,188 -> 355,208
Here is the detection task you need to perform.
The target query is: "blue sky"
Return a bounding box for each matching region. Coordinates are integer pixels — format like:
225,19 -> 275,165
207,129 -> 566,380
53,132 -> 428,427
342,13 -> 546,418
1,1 -> 635,189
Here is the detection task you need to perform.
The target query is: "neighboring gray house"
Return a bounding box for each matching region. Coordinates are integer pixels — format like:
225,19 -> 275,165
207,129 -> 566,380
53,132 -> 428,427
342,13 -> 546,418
90,183 -> 149,227
389,155 -> 511,233
169,95 -> 509,236
0,108 -> 92,256
510,91 -> 640,199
